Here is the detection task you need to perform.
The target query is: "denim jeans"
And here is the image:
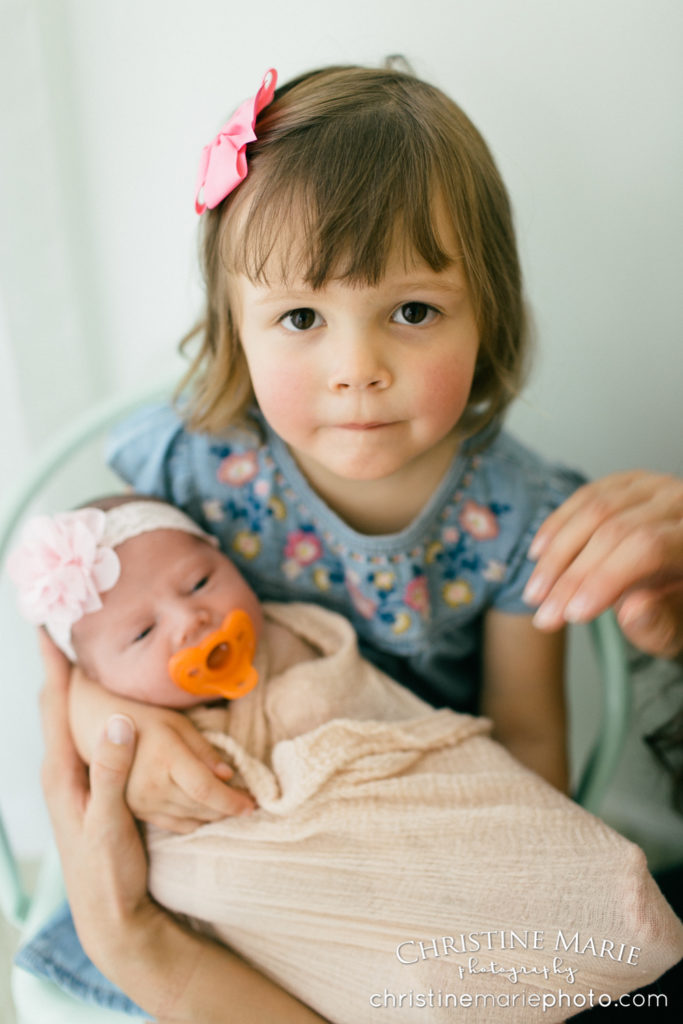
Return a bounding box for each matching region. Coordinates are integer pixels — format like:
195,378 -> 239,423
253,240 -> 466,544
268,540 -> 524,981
14,899 -> 150,1018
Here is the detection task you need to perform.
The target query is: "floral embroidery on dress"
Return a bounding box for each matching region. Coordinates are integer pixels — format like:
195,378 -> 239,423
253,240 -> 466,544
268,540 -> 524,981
232,530 -> 261,559
346,570 -> 378,620
202,499 -> 224,523
442,579 -> 474,607
282,558 -> 303,580
284,529 -> 323,566
373,569 -> 396,592
404,575 -> 430,618
459,499 -> 500,540
269,496 -> 287,520
203,428 -> 520,637
313,567 -> 332,591
391,610 -> 412,634
217,450 -> 259,486
425,540 -> 443,563
483,559 -> 507,583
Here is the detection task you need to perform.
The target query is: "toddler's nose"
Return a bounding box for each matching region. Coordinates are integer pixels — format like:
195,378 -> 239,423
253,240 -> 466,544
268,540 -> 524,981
328,333 -> 392,392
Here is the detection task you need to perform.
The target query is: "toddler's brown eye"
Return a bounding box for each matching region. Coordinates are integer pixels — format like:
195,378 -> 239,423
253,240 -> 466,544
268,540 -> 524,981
399,302 -> 429,324
281,308 -> 321,331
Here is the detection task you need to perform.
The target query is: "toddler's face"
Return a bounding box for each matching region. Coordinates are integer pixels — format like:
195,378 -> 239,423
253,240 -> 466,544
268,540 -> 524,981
71,530 -> 262,708
231,206 -> 479,491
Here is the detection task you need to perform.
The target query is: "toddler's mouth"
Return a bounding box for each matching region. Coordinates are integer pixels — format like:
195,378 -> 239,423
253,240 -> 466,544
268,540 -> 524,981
337,421 -> 396,431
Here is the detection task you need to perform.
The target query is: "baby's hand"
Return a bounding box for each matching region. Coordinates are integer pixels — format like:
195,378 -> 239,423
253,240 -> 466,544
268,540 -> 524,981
125,707 -> 255,833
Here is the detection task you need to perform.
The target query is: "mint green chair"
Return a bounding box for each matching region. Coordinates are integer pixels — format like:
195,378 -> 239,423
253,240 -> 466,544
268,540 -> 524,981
0,384 -> 631,1021
0,382 -> 174,1024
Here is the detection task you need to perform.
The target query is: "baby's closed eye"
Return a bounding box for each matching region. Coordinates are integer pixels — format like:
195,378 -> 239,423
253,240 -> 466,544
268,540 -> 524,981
132,624 -> 154,644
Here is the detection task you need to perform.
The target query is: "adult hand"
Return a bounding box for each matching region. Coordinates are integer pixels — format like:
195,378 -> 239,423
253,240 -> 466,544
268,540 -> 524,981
523,471 -> 683,659
39,632 -> 156,970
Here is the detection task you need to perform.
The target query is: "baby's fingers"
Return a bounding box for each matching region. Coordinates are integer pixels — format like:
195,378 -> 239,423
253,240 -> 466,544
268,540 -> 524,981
177,721 -> 235,781
170,757 -> 254,818
146,813 -> 218,835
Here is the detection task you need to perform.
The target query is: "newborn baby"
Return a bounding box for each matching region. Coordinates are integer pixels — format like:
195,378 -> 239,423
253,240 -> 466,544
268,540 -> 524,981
10,494 -> 263,708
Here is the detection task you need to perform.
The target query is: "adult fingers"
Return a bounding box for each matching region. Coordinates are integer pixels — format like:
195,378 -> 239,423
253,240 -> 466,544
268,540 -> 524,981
617,582 -> 683,659
530,517 -> 683,631
78,715 -> 151,938
38,632 -> 87,828
528,472 -> 658,563
87,715 -> 138,832
525,475 -> 671,608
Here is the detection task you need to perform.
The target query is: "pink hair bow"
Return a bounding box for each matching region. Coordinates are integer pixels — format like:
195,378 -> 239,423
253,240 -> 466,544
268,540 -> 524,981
7,509 -> 120,657
195,68 -> 277,214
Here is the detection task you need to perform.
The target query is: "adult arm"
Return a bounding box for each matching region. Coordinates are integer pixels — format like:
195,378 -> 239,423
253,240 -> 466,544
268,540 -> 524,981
481,611 -> 569,792
39,633 -> 327,1024
524,471 -> 683,659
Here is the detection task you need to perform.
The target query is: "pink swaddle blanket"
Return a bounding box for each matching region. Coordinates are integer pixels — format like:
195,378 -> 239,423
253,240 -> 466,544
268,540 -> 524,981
147,602 -> 683,1022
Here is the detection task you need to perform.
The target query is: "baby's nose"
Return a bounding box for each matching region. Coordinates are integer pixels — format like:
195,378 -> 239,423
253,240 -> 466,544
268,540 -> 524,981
175,606 -> 212,650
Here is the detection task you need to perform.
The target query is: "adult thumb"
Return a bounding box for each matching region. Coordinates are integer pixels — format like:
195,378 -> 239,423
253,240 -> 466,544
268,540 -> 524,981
88,715 -> 137,819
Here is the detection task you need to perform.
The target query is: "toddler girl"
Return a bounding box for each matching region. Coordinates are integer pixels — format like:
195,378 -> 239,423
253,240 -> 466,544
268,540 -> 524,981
91,63 -> 582,813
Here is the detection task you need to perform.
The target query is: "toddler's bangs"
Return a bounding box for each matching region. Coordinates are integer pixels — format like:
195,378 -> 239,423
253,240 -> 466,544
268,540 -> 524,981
221,106 -> 458,288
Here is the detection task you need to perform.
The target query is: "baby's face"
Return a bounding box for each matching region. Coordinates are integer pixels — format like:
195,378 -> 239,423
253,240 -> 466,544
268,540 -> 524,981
71,529 -> 262,707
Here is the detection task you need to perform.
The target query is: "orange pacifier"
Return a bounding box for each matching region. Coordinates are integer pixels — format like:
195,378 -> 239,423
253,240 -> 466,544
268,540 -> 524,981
168,609 -> 258,701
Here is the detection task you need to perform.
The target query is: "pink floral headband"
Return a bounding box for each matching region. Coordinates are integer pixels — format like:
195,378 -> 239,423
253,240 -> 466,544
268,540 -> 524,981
195,68 -> 277,214
8,503 -> 215,659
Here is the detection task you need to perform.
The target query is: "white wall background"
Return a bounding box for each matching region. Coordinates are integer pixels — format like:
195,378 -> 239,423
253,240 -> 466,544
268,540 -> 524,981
1,0 -> 681,860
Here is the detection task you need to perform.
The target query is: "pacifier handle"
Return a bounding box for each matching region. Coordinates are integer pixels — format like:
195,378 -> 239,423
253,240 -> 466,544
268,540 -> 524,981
168,609 -> 258,701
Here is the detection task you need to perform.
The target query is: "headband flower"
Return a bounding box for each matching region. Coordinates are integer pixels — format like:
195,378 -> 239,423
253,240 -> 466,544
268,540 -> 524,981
195,68 -> 277,214
7,509 -> 120,658
8,501 -> 217,659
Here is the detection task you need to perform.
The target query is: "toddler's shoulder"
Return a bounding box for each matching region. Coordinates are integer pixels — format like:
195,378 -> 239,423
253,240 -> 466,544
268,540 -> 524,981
467,430 -> 586,517
106,402 -> 267,505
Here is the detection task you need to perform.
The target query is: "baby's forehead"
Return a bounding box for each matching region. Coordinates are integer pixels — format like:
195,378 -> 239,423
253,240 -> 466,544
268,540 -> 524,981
116,527 -> 213,563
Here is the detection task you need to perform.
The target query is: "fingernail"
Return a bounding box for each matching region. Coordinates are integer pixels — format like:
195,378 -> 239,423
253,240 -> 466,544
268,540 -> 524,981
106,714 -> 135,746
564,595 -> 590,622
528,536 -> 546,560
620,605 -> 658,631
533,601 -> 560,630
239,804 -> 254,817
523,575 -> 545,605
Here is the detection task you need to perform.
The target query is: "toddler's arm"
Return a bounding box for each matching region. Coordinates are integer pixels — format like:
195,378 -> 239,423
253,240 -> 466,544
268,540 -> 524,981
69,667 -> 254,830
481,610 -> 569,792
